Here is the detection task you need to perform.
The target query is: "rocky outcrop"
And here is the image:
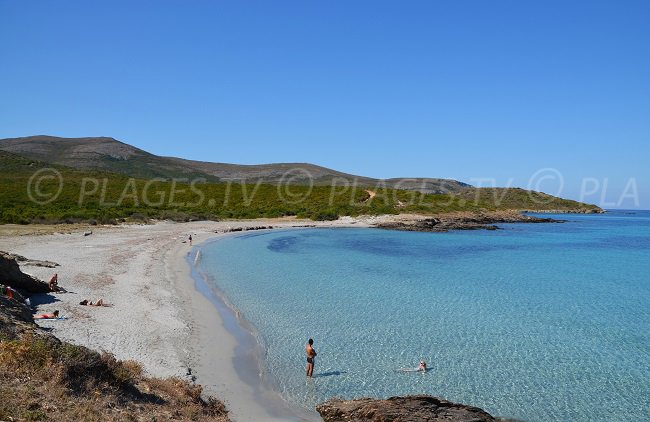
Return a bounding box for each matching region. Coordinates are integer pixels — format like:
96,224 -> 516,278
1,294 -> 32,323
379,218 -> 499,232
316,395 -> 498,422
222,225 -> 275,233
377,211 -> 563,233
522,209 -> 605,214
0,252 -> 44,338
2,252 -> 59,268
0,295 -> 34,339
0,251 -> 50,294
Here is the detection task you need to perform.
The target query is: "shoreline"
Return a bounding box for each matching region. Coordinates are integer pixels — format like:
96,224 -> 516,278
0,211 -> 595,421
180,230 -> 321,421
0,218 -> 371,421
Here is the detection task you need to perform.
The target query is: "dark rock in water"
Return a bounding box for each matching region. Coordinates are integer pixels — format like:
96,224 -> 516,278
244,226 -> 274,231
222,225 -> 275,233
316,395 -> 499,421
0,251 -> 50,294
523,208 -> 605,214
377,211 -> 564,233
378,218 -> 501,232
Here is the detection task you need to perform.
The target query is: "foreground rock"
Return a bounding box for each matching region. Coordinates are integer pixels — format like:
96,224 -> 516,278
377,211 -> 564,232
317,395 -> 499,422
0,295 -> 33,332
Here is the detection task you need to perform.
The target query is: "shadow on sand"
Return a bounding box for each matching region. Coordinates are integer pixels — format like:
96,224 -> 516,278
28,292 -> 61,306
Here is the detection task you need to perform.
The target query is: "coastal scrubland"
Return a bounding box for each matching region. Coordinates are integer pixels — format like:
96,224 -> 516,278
0,150 -> 601,225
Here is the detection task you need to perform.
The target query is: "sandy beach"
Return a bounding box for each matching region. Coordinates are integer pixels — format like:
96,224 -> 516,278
0,217 -> 385,421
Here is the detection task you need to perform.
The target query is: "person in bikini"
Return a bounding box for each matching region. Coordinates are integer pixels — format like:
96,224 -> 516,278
306,338 -> 317,377
79,298 -> 108,306
35,310 -> 59,319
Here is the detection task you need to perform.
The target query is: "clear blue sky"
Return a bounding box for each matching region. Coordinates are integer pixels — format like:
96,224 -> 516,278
1,1 -> 648,208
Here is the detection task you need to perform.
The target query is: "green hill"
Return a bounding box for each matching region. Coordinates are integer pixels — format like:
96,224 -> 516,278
0,135 -> 469,193
0,150 -> 602,225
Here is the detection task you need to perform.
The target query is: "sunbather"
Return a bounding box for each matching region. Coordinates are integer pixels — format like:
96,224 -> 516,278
79,298 -> 110,306
35,310 -> 60,319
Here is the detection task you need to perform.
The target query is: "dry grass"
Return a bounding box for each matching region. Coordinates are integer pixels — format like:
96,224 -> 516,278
0,223 -> 115,237
0,333 -> 229,421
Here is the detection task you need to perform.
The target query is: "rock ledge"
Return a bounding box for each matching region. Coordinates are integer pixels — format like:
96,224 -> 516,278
376,211 -> 563,232
316,395 -> 499,422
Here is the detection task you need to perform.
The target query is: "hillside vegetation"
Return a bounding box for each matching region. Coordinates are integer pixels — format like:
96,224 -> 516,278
0,150 -> 601,225
0,136 -> 469,193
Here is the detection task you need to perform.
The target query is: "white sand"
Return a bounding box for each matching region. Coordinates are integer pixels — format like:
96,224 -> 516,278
0,217 -> 389,421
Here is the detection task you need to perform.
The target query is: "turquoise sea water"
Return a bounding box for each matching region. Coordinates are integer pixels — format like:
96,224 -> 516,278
197,211 -> 650,421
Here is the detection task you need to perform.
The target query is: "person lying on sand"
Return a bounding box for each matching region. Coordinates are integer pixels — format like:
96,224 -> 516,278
79,298 -> 111,307
35,310 -> 60,319
48,273 -> 59,292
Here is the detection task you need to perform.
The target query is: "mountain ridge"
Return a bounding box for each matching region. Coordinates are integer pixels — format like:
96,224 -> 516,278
0,135 -> 470,193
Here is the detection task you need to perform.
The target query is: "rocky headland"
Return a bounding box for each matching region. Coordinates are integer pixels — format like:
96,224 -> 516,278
377,211 -> 565,232
521,209 -> 604,214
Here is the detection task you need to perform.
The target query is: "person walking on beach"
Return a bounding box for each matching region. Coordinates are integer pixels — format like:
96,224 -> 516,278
306,338 -> 317,377
189,234 -> 193,246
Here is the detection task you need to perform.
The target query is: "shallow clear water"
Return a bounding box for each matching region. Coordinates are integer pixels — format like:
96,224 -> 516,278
198,211 -> 650,421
